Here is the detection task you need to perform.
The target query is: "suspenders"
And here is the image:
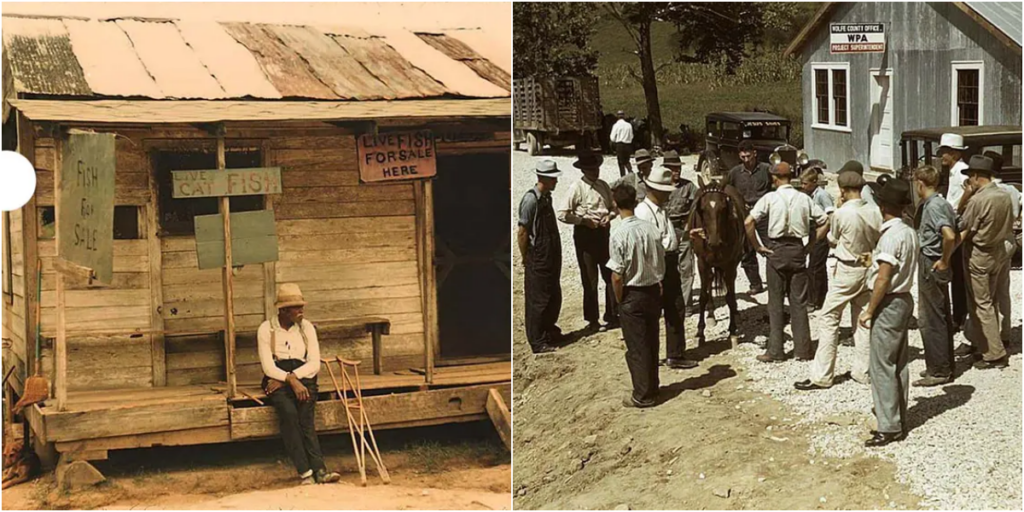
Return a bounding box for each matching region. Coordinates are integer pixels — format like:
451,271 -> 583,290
270,318 -> 309,362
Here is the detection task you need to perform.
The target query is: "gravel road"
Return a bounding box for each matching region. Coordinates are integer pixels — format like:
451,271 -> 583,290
513,148 -> 1023,510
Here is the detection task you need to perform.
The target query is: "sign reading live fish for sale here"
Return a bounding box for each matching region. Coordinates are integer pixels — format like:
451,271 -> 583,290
830,23 -> 886,54
358,130 -> 437,183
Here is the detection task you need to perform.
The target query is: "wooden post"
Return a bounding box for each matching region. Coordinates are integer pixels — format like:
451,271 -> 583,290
423,180 -> 437,385
217,129 -> 237,399
146,139 -> 166,387
54,135 -> 67,411
17,112 -> 38,389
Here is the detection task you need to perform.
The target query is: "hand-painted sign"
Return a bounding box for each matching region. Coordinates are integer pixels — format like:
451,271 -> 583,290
358,131 -> 437,183
830,23 -> 885,54
59,132 -> 115,284
171,167 -> 282,198
194,210 -> 278,270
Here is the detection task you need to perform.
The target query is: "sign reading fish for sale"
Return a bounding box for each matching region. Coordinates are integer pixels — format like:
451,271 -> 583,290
830,23 -> 886,54
358,130 -> 438,183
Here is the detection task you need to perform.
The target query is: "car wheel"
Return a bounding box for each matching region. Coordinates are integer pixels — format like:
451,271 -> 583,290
527,132 -> 541,156
699,156 -> 715,184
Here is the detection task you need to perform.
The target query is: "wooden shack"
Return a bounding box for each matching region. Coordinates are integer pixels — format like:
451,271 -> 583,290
1,15 -> 511,479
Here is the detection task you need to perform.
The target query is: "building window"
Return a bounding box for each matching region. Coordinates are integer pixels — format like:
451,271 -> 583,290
811,63 -> 851,132
3,212 -> 12,302
114,206 -> 142,240
153,148 -> 264,236
952,62 -> 983,126
38,207 -> 55,240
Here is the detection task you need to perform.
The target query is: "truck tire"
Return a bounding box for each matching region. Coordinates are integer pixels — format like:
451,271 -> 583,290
527,132 -> 541,156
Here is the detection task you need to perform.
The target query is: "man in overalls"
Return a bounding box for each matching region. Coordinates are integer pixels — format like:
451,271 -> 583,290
518,160 -> 563,354
258,283 -> 342,485
745,162 -> 828,363
663,151 -> 699,315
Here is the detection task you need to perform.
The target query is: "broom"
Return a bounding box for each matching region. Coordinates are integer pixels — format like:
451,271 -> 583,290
13,260 -> 48,415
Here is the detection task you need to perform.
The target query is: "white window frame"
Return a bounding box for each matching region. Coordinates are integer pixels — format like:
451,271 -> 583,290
951,61 -> 984,126
811,62 -> 852,133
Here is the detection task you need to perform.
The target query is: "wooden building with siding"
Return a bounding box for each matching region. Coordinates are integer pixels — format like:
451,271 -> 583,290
1,14 -> 511,477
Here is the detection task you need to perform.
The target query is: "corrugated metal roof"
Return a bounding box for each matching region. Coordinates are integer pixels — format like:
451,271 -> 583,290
966,2 -> 1022,47
8,98 -> 510,123
1,15 -> 510,102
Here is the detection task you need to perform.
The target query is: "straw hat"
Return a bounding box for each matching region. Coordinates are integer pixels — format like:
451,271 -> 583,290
937,133 -> 967,153
644,167 -> 676,192
275,283 -> 308,309
535,159 -> 562,178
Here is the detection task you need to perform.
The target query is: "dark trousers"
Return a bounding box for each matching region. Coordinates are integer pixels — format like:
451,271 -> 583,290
615,142 -> 632,177
918,255 -> 954,378
620,285 -> 661,403
525,264 -> 562,350
662,252 -> 687,359
807,238 -> 829,310
742,217 -> 769,290
264,359 -> 325,476
574,226 -> 617,325
951,245 -> 967,329
766,238 -> 812,360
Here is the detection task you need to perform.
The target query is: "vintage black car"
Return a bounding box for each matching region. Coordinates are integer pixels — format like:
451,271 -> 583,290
696,112 -> 796,182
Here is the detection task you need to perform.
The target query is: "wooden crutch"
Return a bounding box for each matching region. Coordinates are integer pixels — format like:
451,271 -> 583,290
336,357 -> 390,484
323,358 -> 367,484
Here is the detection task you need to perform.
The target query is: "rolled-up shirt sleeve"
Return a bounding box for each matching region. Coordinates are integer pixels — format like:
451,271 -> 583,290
258,322 -> 289,382
874,235 -> 901,271
810,201 -> 828,226
557,182 -> 583,225
518,192 -> 538,228
293,321 -> 321,379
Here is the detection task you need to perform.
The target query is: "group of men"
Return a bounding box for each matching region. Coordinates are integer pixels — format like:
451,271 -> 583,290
518,132 -> 1020,447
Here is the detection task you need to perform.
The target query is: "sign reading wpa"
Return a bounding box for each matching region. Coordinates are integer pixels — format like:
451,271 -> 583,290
830,23 -> 886,54
358,130 -> 437,183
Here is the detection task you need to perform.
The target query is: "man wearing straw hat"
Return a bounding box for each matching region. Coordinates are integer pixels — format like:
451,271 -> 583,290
258,283 -> 342,485
518,159 -> 564,354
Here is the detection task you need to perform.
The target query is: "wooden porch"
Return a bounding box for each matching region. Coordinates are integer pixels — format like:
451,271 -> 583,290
26,361 -> 510,463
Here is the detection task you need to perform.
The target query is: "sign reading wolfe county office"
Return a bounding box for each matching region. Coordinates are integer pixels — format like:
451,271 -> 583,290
59,132 -> 116,284
171,167 -> 282,198
358,131 -> 437,183
830,23 -> 886,54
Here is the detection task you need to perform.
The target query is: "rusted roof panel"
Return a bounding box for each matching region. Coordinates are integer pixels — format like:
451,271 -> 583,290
10,98 -> 511,124
444,29 -> 511,75
220,22 -> 339,100
1,17 -> 92,96
115,19 -> 227,99
330,35 -> 448,98
173,20 -> 281,100
264,24 -> 396,100
417,33 -> 510,91
63,19 -> 165,98
379,28 -> 508,98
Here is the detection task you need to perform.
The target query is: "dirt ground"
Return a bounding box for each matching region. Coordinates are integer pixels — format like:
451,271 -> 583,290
2,422 -> 510,510
511,152 -> 927,510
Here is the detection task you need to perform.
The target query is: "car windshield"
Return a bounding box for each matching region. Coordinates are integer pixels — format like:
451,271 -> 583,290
742,124 -> 787,141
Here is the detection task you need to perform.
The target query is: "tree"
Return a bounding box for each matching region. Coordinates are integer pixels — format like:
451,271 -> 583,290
513,3 -> 599,78
672,3 -> 818,69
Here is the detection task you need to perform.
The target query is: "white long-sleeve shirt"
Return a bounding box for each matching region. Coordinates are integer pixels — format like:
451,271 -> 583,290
635,197 -> 679,253
610,119 -> 634,144
257,316 -> 321,381
946,159 -> 969,211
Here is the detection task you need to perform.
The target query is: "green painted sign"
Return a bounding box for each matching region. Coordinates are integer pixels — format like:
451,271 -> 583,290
171,167 -> 282,198
194,210 -> 279,270
59,132 -> 115,284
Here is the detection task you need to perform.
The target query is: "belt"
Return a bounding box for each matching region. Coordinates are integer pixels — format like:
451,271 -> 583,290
625,284 -> 660,291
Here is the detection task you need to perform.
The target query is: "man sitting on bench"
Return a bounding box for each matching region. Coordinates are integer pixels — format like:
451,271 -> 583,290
258,283 -> 342,485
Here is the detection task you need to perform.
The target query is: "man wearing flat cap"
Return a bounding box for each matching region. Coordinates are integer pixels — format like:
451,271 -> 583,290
518,159 -> 564,354
259,283 -> 342,485
859,177 -> 919,447
745,162 -> 828,363
610,110 -> 634,177
558,152 -> 618,332
956,155 -> 1015,369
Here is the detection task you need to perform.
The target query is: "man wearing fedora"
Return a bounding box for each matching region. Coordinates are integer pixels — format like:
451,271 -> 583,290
795,170 -> 880,391
664,150 -> 700,316
612,148 -> 652,203
518,159 -> 564,354
937,133 -> 970,331
983,151 -> 1021,350
610,110 -> 634,177
558,152 -> 618,332
745,162 -> 828,363
859,177 -> 918,447
911,165 -> 959,387
258,283 -> 342,485
637,162 -> 697,369
956,155 -> 1015,369
724,140 -> 772,295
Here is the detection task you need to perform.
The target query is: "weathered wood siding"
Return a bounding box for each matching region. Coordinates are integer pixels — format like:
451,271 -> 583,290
799,2 -> 1023,168
3,208 -> 29,392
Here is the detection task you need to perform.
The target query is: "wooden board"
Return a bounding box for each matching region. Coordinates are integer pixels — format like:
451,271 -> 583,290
357,131 -> 437,183
59,131 -> 116,284
55,425 -> 232,454
42,398 -> 230,442
171,167 -> 282,198
485,388 -> 511,451
194,210 -> 278,269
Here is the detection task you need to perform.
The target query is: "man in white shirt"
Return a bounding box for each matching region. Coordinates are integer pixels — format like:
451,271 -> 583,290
610,110 -> 635,177
745,162 -> 828,363
258,283 -> 342,485
937,133 -> 969,331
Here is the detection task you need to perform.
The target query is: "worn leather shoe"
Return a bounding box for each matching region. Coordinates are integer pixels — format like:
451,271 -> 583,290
756,353 -> 786,363
954,343 -> 977,357
912,375 -> 951,387
749,284 -> 765,295
662,358 -> 699,369
973,357 -> 1009,370
864,430 -> 906,447
532,343 -> 557,354
918,369 -> 930,378
315,469 -> 341,484
623,395 -> 656,409
794,379 -> 830,391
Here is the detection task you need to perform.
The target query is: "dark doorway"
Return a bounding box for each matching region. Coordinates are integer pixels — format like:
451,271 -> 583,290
432,152 -> 511,359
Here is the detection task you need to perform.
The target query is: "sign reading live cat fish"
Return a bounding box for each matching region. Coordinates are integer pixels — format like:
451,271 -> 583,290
830,23 -> 886,53
171,167 -> 282,198
358,131 -> 437,183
